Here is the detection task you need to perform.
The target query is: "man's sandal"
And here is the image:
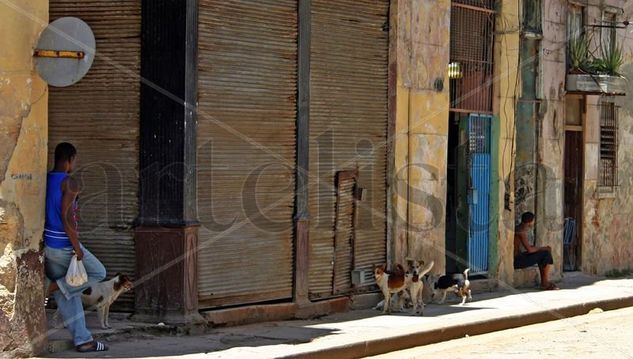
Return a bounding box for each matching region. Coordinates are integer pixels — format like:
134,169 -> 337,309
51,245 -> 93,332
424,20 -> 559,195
542,283 -> 560,290
76,341 -> 109,352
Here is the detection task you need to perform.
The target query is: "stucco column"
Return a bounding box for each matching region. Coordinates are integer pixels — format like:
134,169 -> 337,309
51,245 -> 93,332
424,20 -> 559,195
534,0 -> 568,282
390,0 -> 450,272
493,0 -> 519,286
0,1 -> 49,356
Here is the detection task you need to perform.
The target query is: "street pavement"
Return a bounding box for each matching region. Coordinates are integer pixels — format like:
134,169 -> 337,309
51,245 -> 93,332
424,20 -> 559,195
369,306 -> 633,359
39,272 -> 633,359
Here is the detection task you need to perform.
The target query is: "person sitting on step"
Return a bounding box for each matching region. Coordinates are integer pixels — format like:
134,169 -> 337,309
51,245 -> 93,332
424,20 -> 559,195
514,211 -> 559,290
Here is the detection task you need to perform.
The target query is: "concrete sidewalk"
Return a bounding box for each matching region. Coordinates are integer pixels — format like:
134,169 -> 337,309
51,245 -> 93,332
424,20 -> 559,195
40,272 -> 633,359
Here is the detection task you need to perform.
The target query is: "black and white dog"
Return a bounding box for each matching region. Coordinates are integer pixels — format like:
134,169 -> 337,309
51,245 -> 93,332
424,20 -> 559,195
426,268 -> 472,305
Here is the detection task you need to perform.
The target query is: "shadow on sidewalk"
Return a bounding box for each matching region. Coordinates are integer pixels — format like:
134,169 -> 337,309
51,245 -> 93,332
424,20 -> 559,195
41,272 -> 633,358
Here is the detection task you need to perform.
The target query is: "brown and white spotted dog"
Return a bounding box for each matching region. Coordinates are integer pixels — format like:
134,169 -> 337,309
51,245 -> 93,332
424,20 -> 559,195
373,263 -> 409,314
53,273 -> 133,329
84,273 -> 133,329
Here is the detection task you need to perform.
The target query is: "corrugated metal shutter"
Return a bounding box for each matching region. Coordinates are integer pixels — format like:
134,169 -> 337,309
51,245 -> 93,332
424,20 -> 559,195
308,0 -> 389,299
197,0 -> 297,308
48,0 -> 141,311
333,172 -> 357,295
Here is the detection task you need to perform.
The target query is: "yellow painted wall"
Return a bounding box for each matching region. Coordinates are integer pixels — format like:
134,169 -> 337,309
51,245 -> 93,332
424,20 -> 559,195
390,0 -> 450,273
0,0 -> 49,356
389,0 -> 520,284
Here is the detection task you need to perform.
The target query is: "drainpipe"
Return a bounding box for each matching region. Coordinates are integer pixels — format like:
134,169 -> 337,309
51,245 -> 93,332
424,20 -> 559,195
406,88 -> 412,263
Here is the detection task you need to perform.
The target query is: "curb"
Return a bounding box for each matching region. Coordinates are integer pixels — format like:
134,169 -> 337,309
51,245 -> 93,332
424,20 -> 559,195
282,295 -> 633,359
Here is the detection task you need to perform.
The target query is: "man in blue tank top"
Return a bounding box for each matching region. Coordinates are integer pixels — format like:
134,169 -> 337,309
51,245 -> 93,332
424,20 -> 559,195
44,142 -> 109,352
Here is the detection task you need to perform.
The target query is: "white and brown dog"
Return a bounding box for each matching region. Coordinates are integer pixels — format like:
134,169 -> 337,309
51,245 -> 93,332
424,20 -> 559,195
427,268 -> 472,305
373,263 -> 409,314
405,259 -> 434,315
53,273 -> 133,329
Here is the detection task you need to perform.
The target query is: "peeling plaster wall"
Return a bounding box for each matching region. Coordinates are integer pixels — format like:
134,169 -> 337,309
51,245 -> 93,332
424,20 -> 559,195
527,0 -> 568,282
0,1 -> 49,356
390,0 -> 450,272
536,0 -> 633,277
580,2 -> 633,275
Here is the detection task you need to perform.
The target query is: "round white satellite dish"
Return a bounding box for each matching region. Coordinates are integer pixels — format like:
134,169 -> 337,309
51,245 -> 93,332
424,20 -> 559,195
34,17 -> 96,87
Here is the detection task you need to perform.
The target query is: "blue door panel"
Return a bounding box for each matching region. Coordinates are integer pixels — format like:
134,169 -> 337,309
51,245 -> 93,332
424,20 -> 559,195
468,114 -> 491,274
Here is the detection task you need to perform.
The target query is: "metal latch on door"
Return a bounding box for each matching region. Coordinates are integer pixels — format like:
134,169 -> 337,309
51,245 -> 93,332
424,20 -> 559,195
469,188 -> 478,205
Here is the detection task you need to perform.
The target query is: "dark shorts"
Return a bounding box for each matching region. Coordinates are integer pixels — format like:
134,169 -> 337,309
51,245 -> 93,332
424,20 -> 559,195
514,251 -> 554,269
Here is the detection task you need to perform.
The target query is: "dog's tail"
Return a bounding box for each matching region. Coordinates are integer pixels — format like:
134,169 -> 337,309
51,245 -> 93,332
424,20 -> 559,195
420,260 -> 435,277
463,268 -> 470,280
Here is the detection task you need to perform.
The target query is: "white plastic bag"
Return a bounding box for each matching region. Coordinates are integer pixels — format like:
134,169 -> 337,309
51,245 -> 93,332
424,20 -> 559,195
65,255 -> 88,287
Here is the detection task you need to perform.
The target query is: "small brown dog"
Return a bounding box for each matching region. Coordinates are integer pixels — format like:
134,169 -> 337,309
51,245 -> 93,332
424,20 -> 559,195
373,263 -> 409,314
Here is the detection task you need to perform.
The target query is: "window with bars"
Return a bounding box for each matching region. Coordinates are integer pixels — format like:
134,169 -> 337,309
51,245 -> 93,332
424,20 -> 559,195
599,101 -> 618,190
567,3 -> 585,69
523,0 -> 542,33
601,11 -> 617,55
449,0 -> 495,114
567,4 -> 584,41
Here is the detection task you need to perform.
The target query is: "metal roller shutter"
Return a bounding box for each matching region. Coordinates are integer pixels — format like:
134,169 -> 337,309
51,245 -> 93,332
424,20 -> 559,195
308,0 -> 389,299
197,0 -> 297,308
48,0 -> 141,311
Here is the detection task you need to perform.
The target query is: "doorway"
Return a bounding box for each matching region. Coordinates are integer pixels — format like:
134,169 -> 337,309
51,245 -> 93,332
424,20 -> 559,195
563,95 -> 584,271
445,113 -> 491,274
445,113 -> 460,274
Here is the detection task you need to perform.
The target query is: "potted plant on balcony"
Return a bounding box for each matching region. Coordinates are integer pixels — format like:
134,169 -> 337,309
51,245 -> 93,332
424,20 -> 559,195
566,34 -> 627,95
568,33 -> 592,73
590,40 -> 624,76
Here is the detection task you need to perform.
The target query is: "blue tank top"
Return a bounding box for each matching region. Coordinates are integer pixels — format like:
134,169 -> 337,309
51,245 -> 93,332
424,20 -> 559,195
44,172 -> 76,248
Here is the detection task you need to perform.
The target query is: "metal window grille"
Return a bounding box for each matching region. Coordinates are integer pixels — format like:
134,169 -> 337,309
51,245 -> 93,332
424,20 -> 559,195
450,1 -> 495,114
452,0 -> 495,10
599,102 -> 618,189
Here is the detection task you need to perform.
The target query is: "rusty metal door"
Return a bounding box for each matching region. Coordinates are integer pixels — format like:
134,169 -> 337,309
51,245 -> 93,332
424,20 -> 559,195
332,171 -> 358,295
308,0 -> 390,299
48,0 -> 141,311
196,0 -> 297,308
